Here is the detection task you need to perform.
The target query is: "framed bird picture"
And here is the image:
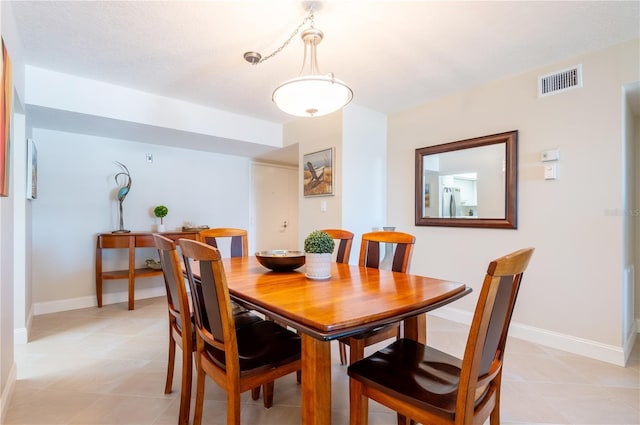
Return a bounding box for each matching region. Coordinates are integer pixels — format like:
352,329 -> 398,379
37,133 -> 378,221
303,147 -> 333,197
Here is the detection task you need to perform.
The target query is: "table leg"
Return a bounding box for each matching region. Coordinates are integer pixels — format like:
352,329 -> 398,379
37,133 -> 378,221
301,334 -> 331,425
403,313 -> 426,344
127,238 -> 135,310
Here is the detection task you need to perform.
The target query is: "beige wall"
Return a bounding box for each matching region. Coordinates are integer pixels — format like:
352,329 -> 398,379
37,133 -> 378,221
387,40 -> 639,359
635,113 -> 640,331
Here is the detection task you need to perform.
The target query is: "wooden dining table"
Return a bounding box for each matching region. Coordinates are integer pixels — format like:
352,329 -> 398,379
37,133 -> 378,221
189,256 -> 471,425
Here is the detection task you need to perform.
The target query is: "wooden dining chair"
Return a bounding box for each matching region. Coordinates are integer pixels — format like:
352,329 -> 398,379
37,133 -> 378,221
179,238 -> 302,425
153,234 -> 194,425
321,228 -> 354,264
198,227 -> 248,258
347,247 -> 535,425
339,231 -> 416,365
154,234 -> 263,424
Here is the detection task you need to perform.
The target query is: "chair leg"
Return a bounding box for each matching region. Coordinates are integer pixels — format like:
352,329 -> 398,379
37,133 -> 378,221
339,341 -> 348,365
490,373 -> 502,425
227,390 -> 242,425
396,413 -> 414,425
349,378 -> 368,425
296,369 -> 302,383
165,336 -> 176,394
178,348 -> 192,425
192,362 -> 206,425
251,386 -> 261,400
262,381 -> 275,408
349,337 -> 365,365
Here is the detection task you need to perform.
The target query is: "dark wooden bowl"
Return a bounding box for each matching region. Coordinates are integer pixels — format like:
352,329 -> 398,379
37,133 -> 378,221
255,250 -> 305,271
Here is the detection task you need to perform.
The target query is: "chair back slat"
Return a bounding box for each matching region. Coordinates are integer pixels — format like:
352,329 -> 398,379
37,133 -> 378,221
197,259 -> 225,342
230,235 -> 244,257
479,274 -> 516,375
153,234 -> 191,324
365,241 -> 380,269
159,248 -> 181,313
202,236 -> 218,249
180,239 -> 237,349
321,229 -> 354,264
392,243 -> 409,272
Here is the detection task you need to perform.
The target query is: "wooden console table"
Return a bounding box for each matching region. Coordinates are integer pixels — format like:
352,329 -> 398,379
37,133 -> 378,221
95,231 -> 198,310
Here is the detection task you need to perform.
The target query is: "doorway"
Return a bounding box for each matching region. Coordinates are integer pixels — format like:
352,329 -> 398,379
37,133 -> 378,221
251,163 -> 299,252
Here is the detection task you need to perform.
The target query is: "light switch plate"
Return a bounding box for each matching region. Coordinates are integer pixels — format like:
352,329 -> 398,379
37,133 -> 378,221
541,149 -> 560,162
544,164 -> 558,180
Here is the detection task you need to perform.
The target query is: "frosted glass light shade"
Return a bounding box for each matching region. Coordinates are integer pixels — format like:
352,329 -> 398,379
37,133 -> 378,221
272,75 -> 353,117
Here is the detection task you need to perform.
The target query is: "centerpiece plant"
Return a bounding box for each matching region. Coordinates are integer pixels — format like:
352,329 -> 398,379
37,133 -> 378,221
304,230 -> 335,280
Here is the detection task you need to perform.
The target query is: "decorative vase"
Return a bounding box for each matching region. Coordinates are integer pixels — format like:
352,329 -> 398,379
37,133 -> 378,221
381,226 -> 396,270
305,253 -> 332,280
157,223 -> 166,232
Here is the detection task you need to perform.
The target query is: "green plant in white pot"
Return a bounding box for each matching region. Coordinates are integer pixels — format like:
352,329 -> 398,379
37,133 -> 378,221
304,230 -> 335,280
154,205 -> 168,232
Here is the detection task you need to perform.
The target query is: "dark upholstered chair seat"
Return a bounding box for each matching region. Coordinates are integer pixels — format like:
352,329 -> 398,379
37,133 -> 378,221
205,320 -> 301,373
347,248 -> 534,425
232,307 -> 263,328
348,338 -> 487,419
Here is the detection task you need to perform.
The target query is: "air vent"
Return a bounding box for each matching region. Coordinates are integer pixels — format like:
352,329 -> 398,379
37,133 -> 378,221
538,65 -> 582,97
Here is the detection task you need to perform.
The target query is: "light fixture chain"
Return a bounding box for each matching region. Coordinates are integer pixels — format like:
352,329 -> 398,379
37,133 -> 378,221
257,9 -> 314,64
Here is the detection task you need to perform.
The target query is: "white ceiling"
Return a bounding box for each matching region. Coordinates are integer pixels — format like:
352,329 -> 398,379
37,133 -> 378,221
8,1 -> 640,163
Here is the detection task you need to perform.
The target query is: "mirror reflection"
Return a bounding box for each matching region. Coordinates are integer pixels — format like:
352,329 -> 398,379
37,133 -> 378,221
415,131 -> 517,229
439,173 -> 477,217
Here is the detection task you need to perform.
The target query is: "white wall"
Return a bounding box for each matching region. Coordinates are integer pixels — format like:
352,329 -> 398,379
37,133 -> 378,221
387,39 -> 639,365
342,104 -> 387,253
1,2 -> 27,421
284,106 -> 387,255
30,128 -> 252,312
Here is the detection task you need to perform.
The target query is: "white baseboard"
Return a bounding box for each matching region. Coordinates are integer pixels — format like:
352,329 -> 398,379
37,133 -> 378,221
623,320 -> 638,365
33,287 -> 166,316
0,361 -> 16,425
14,306 -> 33,345
429,306 -> 629,367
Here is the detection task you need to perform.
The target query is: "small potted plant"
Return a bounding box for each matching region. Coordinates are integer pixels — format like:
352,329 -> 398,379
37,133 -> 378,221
154,205 -> 168,232
304,230 -> 335,280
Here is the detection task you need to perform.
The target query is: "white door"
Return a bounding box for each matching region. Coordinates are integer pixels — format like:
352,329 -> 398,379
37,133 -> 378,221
252,163 -> 299,251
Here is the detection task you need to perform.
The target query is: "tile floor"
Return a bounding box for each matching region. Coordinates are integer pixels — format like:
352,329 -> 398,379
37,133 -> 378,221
6,297 -> 640,425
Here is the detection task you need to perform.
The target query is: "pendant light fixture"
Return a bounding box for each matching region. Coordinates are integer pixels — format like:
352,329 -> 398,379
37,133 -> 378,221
244,9 -> 353,118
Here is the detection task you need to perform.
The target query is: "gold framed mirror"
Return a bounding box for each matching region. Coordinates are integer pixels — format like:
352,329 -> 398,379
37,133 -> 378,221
415,130 -> 518,229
